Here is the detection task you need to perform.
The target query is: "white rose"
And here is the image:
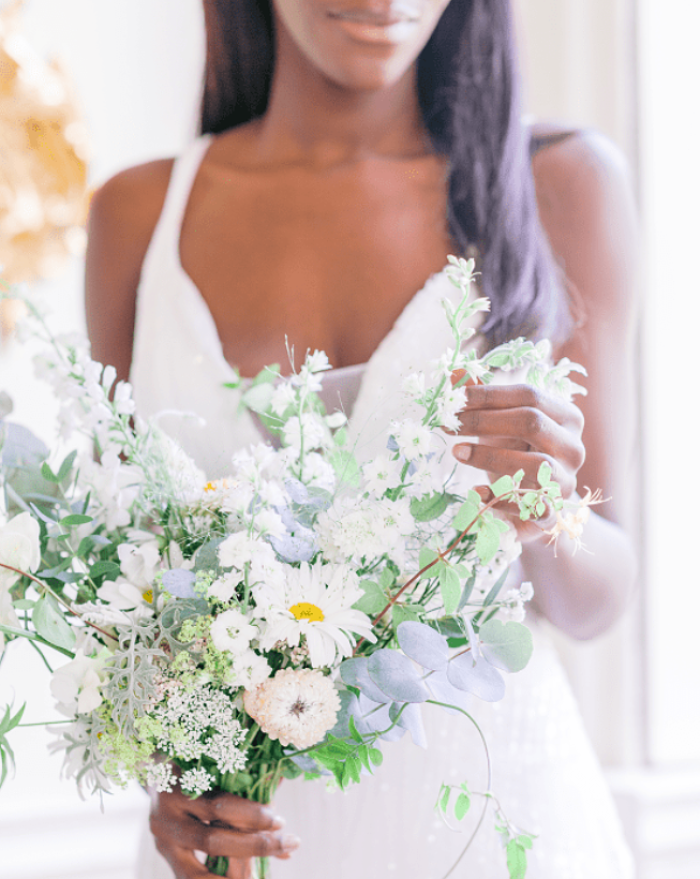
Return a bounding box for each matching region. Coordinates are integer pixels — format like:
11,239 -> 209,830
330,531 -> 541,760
0,512 -> 41,582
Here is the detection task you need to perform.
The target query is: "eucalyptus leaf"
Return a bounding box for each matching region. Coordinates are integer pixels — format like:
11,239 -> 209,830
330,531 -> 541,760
389,701 -> 427,748
397,621 -> 449,671
32,594 -> 76,651
479,619 -> 533,673
339,657 -> 392,704
446,653 -> 505,702
161,569 -> 197,598
194,537 -> 226,576
367,649 -> 429,703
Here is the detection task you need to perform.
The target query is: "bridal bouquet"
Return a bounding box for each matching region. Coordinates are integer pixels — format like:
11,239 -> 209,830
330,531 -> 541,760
0,259 -> 588,879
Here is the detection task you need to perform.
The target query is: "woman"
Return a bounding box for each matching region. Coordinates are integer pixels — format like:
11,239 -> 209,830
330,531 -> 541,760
85,0 -> 639,876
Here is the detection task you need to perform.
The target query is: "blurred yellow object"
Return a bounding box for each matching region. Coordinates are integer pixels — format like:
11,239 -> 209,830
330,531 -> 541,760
0,0 -> 89,304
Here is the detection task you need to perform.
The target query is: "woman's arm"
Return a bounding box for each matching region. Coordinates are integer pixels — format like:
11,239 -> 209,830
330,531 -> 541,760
85,159 -> 174,383
454,129 -> 640,639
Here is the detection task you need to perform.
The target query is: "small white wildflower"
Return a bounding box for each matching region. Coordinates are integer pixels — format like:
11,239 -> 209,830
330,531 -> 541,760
146,762 -> 177,793
391,419 -> 433,461
210,609 -> 258,655
180,767 -> 215,797
362,455 -> 403,497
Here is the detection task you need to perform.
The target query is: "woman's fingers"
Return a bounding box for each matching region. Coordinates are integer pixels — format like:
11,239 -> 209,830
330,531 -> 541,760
151,810 -> 299,860
456,406 -> 585,469
461,382 -> 585,431
453,443 -> 577,497
150,789 -> 300,868
179,789 -> 284,833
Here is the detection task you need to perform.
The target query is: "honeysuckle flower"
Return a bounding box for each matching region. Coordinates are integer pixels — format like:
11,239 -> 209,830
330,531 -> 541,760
243,667 -> 341,749
97,575 -> 154,611
254,561 -> 375,669
117,541 -> 160,590
50,648 -> 109,715
210,608 -> 259,655
545,488 -> 604,554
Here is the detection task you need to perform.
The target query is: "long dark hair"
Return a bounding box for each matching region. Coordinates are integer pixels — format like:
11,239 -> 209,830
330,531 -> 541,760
200,0 -> 570,345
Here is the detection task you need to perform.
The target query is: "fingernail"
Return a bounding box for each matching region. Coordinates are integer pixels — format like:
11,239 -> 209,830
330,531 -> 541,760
281,833 -> 301,850
453,443 -> 472,463
271,815 -> 285,830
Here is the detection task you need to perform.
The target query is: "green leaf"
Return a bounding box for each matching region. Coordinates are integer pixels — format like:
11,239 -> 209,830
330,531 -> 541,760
369,747 -> 383,767
32,595 -> 76,651
537,461 -> 553,487
241,383 -> 275,413
409,492 -> 455,523
475,516 -> 509,565
56,450 -> 77,483
12,598 -> 35,610
418,548 -> 439,579
333,426 -> 348,447
490,475 -> 514,497
453,495 -> 481,532
40,462 -> 60,484
479,619 -> 534,672
357,744 -> 372,772
89,560 -> 121,581
60,513 -> 93,527
439,566 -> 461,616
438,784 -> 450,814
353,580 -> 387,615
328,449 -> 361,487
251,364 -> 281,386
391,603 -> 421,627
506,839 -> 528,879
348,715 -> 363,745
454,791 -> 471,821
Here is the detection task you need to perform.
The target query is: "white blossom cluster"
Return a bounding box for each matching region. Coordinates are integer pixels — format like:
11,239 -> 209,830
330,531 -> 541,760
150,685 -> 247,778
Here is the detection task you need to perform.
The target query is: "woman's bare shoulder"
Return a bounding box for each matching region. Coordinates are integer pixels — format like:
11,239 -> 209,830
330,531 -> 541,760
529,122 -> 638,318
85,158 -> 175,380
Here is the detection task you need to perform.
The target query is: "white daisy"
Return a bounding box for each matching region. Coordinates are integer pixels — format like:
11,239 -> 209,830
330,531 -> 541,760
243,667 -> 340,749
254,561 -> 375,669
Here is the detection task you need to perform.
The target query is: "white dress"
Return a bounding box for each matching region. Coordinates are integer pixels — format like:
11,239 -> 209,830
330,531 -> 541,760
132,136 -> 634,879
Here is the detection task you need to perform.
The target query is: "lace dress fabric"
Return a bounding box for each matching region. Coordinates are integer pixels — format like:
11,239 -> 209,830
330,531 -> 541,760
131,137 -> 634,879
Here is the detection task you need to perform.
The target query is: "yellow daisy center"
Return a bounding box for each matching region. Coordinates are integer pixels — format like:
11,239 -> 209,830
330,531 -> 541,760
143,589 -> 153,604
204,481 -> 217,493
289,602 -> 325,622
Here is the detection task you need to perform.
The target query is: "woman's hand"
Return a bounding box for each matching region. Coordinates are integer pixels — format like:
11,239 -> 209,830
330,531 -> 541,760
451,377 -> 586,542
149,787 -> 300,879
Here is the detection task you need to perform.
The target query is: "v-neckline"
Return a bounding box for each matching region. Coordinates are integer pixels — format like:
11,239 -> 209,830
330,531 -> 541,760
170,134 -> 453,434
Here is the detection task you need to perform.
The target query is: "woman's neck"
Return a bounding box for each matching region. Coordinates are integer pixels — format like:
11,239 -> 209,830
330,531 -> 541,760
254,27 -> 431,169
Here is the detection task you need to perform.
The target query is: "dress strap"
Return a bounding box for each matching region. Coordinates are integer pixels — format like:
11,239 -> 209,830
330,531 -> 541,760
529,128 -> 582,159
157,135 -> 214,267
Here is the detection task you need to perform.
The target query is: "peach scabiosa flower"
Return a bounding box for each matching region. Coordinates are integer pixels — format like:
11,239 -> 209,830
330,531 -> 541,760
243,668 -> 341,749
